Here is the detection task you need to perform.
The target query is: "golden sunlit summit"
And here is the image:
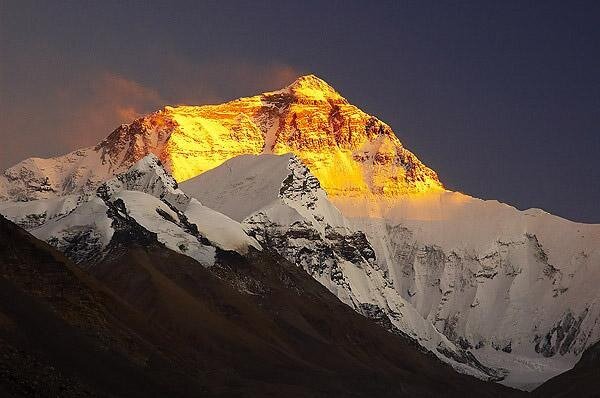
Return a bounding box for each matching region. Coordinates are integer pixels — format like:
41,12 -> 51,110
100,74 -> 443,198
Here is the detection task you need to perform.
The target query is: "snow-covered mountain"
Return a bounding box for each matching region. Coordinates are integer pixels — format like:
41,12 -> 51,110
1,74 -> 599,390
1,155 -> 259,265
330,194 -> 600,390
180,153 -> 501,380
0,211 -> 520,398
0,75 -> 440,202
180,153 -> 600,389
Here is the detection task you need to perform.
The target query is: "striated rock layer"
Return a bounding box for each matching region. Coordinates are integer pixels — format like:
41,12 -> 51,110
0,75 -> 441,201
1,74 -> 599,391
182,153 -> 600,390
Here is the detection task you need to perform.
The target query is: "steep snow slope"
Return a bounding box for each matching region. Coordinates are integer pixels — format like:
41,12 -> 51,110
182,154 -> 600,390
181,154 -> 501,380
1,74 -> 598,390
0,146 -> 131,202
182,153 -> 293,222
100,153 -> 260,254
0,194 -> 82,228
0,155 -> 259,265
332,194 -> 600,389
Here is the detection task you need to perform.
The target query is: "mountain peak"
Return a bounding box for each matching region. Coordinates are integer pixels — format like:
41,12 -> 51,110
288,74 -> 331,88
284,74 -> 345,102
0,74 -> 443,201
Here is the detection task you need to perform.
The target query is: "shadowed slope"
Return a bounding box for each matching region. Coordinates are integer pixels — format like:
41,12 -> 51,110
0,215 -> 520,397
533,341 -> 600,397
0,215 -> 207,397
91,237 -> 522,397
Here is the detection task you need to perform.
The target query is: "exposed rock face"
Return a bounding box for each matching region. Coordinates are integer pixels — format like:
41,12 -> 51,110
182,152 -> 600,390
0,75 -> 441,202
1,75 -> 599,391
183,154 -> 504,381
1,155 -> 260,267
0,215 -> 522,398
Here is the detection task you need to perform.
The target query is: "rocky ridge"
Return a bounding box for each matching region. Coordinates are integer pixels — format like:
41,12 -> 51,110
0,75 -> 441,202
1,75 -> 599,391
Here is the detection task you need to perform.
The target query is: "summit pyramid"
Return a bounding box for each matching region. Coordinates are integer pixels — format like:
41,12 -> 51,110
0,75 -> 442,202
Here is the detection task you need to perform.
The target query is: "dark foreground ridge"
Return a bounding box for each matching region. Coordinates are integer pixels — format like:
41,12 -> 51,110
0,214 -> 587,397
532,341 -> 600,397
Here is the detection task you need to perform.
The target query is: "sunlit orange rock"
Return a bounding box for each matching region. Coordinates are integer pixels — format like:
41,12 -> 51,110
98,74 -> 444,198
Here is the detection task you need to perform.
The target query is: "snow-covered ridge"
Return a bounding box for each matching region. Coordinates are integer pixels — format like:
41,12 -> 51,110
0,74 -> 441,202
181,153 -> 503,380
181,153 -> 600,390
330,193 -> 600,390
1,74 -> 599,390
0,155 -> 260,265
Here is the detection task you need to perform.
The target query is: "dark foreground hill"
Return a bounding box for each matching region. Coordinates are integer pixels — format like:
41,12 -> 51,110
0,215 -> 524,397
532,341 -> 600,398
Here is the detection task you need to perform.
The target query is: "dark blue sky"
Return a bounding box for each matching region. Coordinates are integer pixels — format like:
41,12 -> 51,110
1,1 -> 599,222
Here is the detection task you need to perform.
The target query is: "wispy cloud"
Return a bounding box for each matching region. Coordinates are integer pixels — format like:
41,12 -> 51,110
154,55 -> 304,105
55,72 -> 166,148
0,60 -> 304,169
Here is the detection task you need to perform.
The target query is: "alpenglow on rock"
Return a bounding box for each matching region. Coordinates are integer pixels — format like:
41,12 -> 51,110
1,74 -> 599,392
0,75 -> 441,202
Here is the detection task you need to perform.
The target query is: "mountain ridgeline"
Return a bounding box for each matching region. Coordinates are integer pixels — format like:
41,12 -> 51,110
0,75 -> 599,396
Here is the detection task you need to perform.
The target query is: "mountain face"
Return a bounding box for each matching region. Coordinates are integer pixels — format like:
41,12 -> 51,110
0,75 -> 440,202
180,153 -> 600,390
180,153 -> 500,380
333,195 -> 600,390
1,74 -> 599,392
0,154 -> 259,266
0,215 -> 525,397
0,214 -> 209,397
